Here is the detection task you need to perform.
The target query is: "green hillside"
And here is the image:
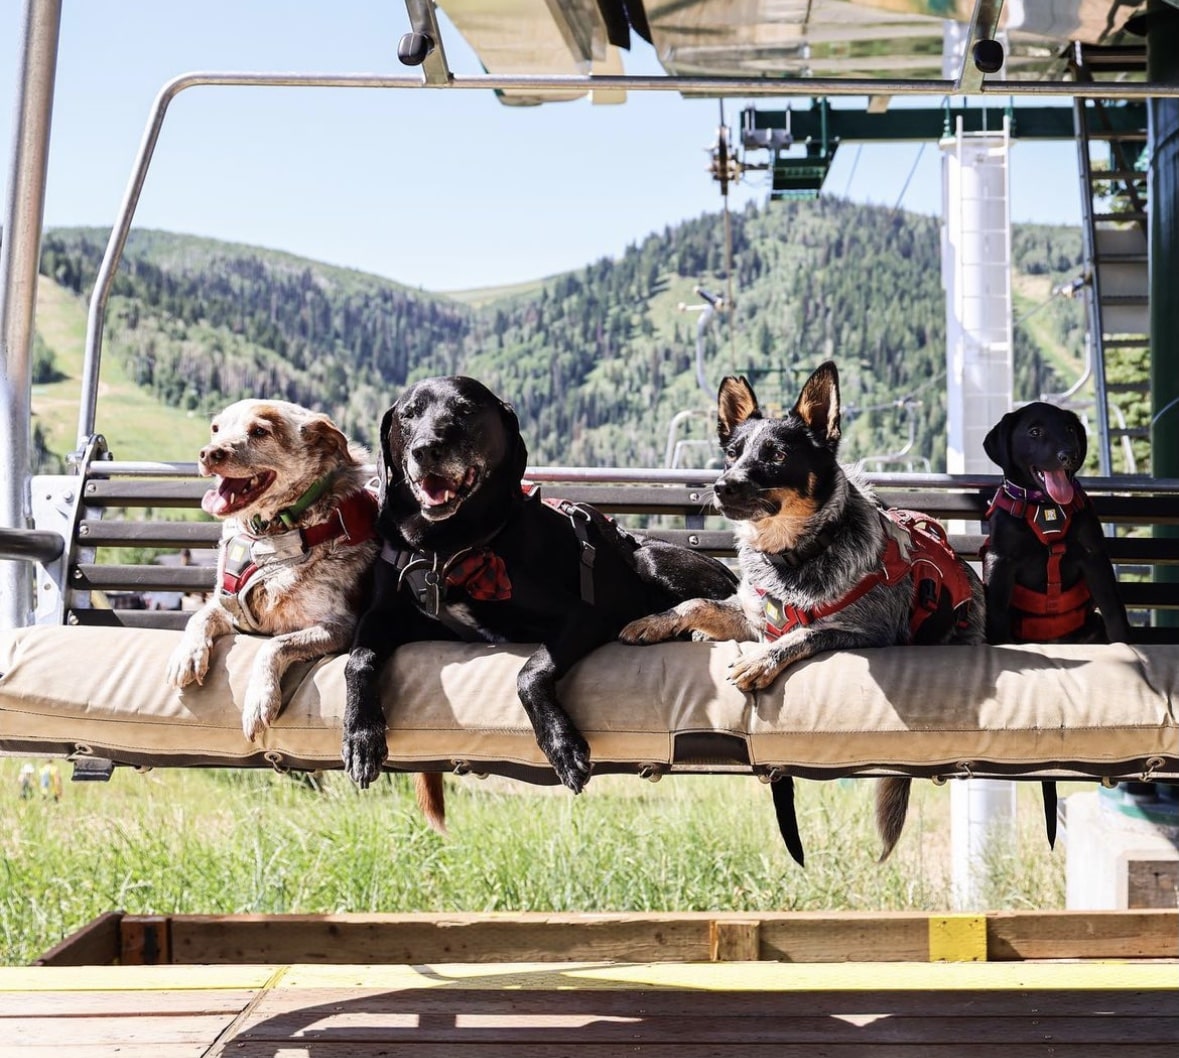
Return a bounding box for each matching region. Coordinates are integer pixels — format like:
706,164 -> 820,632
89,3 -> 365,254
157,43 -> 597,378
31,203 -> 1086,472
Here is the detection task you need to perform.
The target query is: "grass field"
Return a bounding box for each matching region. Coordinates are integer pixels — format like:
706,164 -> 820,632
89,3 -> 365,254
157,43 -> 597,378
32,280 -> 212,464
1,760 -> 1066,966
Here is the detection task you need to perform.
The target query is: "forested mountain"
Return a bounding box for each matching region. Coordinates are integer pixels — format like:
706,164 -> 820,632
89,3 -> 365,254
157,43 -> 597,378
35,198 -> 1084,471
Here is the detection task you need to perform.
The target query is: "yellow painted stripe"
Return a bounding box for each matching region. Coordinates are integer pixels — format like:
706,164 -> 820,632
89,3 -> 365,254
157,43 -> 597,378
928,914 -> 987,962
7,960 -> 1177,995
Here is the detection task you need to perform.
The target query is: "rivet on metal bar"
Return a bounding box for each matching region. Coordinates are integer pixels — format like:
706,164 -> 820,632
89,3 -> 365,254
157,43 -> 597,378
637,763 -> 665,783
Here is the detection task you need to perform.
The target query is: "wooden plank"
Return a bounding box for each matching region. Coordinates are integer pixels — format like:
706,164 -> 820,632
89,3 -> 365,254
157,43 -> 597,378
122,915 -> 172,965
710,920 -> 760,961
232,1007 -> 1179,1044
167,913 -> 718,964
218,1044 -> 1179,1057
986,910 -> 1179,960
32,910 -> 121,966
159,911 -> 1179,966
6,1015 -> 237,1047
0,991 -> 257,1016
223,985 -> 1179,1019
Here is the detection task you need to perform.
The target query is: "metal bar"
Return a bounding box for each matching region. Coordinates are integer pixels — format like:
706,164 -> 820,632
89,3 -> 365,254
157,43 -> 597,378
0,0 -> 61,631
72,68 -> 1179,447
402,0 -> 452,87
956,0 -> 1005,94
0,526 -> 64,563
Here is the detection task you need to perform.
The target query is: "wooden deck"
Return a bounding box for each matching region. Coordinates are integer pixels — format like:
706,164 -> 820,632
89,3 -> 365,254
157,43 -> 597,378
4,959 -> 1178,1056
5,912 -> 1177,1056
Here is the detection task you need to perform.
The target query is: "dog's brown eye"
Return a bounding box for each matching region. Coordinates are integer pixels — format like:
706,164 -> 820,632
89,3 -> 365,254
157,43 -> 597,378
1028,426 -> 1042,439
250,426 -> 268,439
771,450 -> 789,463
210,424 -> 219,434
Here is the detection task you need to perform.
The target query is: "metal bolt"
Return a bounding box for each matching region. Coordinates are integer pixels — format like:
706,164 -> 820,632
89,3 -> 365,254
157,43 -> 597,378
688,534 -> 700,547
689,491 -> 700,502
78,524 -> 89,536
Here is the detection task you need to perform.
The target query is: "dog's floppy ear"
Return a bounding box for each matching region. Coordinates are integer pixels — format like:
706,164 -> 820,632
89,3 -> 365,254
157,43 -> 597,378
498,399 -> 529,481
1064,406 -> 1088,464
375,404 -> 399,508
794,361 -> 841,450
301,412 -> 351,464
983,409 -> 1018,471
717,376 -> 760,444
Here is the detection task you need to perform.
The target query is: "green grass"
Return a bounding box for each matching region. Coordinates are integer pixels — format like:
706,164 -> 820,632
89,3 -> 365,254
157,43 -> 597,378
32,279 -> 212,464
0,761 -> 1065,965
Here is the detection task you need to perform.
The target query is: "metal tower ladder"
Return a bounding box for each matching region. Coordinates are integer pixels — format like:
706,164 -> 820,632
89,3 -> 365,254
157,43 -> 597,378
1071,44 -> 1151,476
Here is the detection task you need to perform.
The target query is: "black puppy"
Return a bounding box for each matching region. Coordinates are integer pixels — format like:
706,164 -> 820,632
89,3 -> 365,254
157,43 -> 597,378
982,401 -> 1130,843
982,402 -> 1129,646
342,375 -> 738,792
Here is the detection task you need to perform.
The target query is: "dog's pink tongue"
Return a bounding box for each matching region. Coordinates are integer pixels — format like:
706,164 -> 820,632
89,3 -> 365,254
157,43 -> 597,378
420,474 -> 455,507
201,486 -> 229,516
1042,469 -> 1074,506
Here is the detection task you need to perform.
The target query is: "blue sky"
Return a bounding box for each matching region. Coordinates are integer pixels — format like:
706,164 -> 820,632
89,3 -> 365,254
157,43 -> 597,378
1,1 -> 1082,293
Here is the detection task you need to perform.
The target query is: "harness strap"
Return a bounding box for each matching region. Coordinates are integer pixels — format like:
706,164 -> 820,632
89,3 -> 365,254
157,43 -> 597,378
984,480 -> 1094,640
219,487 -> 378,632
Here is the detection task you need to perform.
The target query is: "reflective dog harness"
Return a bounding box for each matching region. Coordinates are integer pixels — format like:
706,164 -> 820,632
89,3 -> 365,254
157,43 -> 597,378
382,489 -> 605,637
760,508 -> 974,644
983,480 -> 1094,641
219,487 -> 379,632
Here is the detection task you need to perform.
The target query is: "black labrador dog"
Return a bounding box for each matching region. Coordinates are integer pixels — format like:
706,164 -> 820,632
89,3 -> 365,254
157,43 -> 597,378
342,375 -> 738,792
982,401 -> 1130,843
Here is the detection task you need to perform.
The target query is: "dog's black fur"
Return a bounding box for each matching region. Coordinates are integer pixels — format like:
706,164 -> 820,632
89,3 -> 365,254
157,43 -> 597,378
622,362 -> 986,861
982,402 -> 1130,845
983,401 -> 1129,645
342,375 -> 738,792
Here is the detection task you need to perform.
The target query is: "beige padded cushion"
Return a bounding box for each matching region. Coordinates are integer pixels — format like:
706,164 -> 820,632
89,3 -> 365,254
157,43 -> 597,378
0,626 -> 1176,780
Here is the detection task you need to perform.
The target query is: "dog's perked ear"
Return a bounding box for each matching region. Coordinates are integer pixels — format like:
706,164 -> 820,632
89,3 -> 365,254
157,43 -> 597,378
982,409 -> 1018,471
794,360 -> 841,450
717,376 -> 761,445
497,398 -> 529,482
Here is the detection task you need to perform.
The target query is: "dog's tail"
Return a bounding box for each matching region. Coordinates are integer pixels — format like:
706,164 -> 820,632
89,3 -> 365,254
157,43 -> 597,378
414,773 -> 447,834
875,776 -> 911,862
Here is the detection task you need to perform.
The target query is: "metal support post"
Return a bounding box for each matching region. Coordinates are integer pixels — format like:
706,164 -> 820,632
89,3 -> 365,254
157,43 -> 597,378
0,0 -> 62,631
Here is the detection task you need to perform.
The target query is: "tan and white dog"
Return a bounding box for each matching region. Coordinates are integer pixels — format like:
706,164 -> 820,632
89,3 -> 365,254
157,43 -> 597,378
166,399 -> 382,740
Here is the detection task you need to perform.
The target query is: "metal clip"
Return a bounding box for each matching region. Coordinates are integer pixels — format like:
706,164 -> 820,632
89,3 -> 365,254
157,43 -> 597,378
956,760 -> 975,780
637,763 -> 664,783
263,750 -> 289,774
759,766 -> 789,784
451,759 -> 487,779
1101,776 -> 1119,789
1140,757 -> 1164,783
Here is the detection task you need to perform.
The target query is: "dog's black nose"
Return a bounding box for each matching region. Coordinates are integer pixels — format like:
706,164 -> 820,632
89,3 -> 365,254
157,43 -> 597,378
410,442 -> 442,464
1056,449 -> 1075,467
200,445 -> 226,465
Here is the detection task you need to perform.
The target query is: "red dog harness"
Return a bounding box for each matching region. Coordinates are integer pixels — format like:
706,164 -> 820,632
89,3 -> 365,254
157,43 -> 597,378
760,508 -> 974,643
219,487 -> 379,632
983,480 -> 1093,641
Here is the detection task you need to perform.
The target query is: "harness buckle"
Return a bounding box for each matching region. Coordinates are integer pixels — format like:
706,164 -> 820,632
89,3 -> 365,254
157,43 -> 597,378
250,528 -> 309,565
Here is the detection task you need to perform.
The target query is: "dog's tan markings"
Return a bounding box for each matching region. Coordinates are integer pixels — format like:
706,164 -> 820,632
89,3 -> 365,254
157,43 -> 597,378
619,596 -> 750,645
717,375 -> 761,442
794,361 -> 841,444
737,491 -> 818,553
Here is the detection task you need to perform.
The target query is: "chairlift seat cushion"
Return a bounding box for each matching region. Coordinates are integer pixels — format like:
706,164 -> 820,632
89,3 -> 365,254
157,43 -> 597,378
0,626 -> 1176,782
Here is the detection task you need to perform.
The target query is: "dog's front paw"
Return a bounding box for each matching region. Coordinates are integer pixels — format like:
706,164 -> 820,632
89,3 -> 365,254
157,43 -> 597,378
619,612 -> 681,644
540,726 -> 592,794
166,638 -> 210,690
241,678 -> 282,742
728,649 -> 787,692
342,722 -> 389,789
